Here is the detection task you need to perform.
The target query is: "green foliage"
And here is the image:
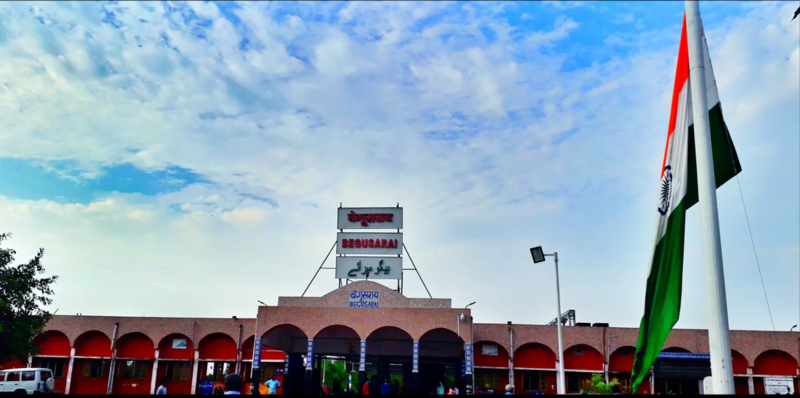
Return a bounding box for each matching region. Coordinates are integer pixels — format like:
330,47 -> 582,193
322,359 -> 349,390
0,232 -> 58,363
580,374 -> 621,395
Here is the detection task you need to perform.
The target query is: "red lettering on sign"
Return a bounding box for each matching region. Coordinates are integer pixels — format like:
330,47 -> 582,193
369,239 -> 374,248
381,239 -> 387,248
355,239 -> 361,248
346,211 -> 396,227
342,239 -> 348,248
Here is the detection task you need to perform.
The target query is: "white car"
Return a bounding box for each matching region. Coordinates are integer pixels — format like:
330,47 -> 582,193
0,368 -> 56,395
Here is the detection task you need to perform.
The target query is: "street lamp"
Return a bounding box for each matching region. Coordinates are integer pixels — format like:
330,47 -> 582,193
465,302 -> 476,396
530,246 -> 565,395
791,325 -> 797,332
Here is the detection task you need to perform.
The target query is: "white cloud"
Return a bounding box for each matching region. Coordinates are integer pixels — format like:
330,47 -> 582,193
613,13 -> 635,24
0,1 -> 796,329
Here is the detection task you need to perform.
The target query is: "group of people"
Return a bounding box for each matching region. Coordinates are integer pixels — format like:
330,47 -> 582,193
155,373 -> 282,395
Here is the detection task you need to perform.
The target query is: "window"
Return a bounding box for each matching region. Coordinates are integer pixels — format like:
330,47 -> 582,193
121,361 -> 149,380
39,359 -> 65,377
165,362 -> 190,381
567,373 -> 580,393
0,372 -> 6,382
482,344 -> 498,356
21,371 -> 35,381
522,371 -> 547,392
7,372 -> 20,382
475,370 -> 500,391
83,360 -> 109,379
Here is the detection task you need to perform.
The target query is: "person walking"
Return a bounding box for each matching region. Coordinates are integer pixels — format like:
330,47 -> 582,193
224,373 -> 243,395
504,384 -> 514,395
363,380 -> 370,395
156,377 -> 168,395
264,375 -> 281,395
437,382 -> 445,395
381,379 -> 391,395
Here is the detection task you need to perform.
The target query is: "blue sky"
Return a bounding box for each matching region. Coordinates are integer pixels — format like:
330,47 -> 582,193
0,1 -> 797,331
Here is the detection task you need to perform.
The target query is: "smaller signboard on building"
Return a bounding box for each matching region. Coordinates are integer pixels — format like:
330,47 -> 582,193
252,337 -> 262,369
336,257 -> 401,280
412,341 -> 419,373
337,208 -> 403,230
464,342 -> 473,375
349,291 -> 380,308
172,338 -> 187,349
305,339 -> 314,370
765,377 -> 794,395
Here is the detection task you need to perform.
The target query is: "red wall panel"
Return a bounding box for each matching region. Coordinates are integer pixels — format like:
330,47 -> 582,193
563,345 -> 604,371
158,334 -> 194,360
731,350 -> 748,375
474,342 -> 509,368
116,333 -> 155,359
34,331 -> 71,356
609,347 -> 635,373
199,334 -> 237,360
734,377 -> 750,395
70,358 -> 110,395
75,332 -> 112,357
514,343 -> 556,369
241,337 -> 284,362
754,350 -> 797,376
112,360 -> 153,395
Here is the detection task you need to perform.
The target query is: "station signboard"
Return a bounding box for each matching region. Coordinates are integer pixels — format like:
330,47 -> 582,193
336,257 -> 401,280
336,233 -> 403,255
337,207 -> 403,230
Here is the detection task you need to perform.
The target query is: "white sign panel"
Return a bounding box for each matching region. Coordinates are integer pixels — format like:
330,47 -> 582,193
336,233 -> 403,255
338,207 -> 403,230
336,257 -> 402,280
482,344 -> 498,356
765,377 -> 794,395
172,338 -> 188,349
349,291 -> 380,308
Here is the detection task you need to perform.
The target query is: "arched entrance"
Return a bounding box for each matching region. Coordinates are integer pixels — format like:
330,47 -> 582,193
312,326 -> 361,395
563,344 -> 604,394
262,324 -> 308,395
731,350 -> 750,395
155,334 -> 194,395
70,331 -> 112,395
473,340 -> 509,395
753,350 -> 798,395
197,333 -> 238,394
240,335 -> 286,395
419,328 -> 464,395
364,327 -> 414,395
608,346 -> 637,393
112,332 -> 155,394
514,342 -> 557,395
32,331 -> 70,393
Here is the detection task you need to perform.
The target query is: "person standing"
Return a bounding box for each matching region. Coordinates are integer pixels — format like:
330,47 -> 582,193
224,373 -> 243,395
363,380 -> 370,395
437,382 -> 445,395
156,377 -> 168,395
264,375 -> 281,395
381,379 -> 391,395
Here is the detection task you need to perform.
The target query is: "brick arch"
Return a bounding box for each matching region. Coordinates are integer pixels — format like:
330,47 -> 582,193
753,349 -> 797,376
420,327 -> 464,343
34,330 -> 71,357
314,325 -> 362,340
115,332 -> 155,359
365,326 -> 414,357
731,349 -> 748,375
609,346 -> 636,373
198,333 -> 237,361
262,324 -> 308,355
474,340 -> 509,368
662,346 -> 692,353
563,344 -> 604,371
195,330 -> 238,348
515,343 -> 556,369
74,330 -> 112,357
158,333 -> 194,360
363,325 -> 415,341
365,326 -> 413,341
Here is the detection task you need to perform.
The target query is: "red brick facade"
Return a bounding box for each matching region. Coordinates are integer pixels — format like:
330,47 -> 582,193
1,281 -> 797,395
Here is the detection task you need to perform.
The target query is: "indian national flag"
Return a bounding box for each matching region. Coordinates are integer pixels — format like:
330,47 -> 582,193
630,12 -> 742,393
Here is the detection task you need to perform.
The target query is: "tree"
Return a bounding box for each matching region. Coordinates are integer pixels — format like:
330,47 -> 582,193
0,232 -> 58,363
580,374 -> 621,395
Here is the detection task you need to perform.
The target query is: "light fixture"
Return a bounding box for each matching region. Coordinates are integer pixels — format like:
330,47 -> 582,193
530,246 -> 546,263
791,325 -> 798,332
258,300 -> 267,306
465,302 -> 476,309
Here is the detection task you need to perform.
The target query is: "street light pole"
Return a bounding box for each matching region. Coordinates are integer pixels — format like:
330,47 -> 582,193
548,252 -> 566,395
250,300 -> 267,391
466,302 -> 476,396
530,247 -> 565,395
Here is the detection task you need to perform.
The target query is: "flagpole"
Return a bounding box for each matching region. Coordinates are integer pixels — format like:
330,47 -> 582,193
684,1 -> 735,394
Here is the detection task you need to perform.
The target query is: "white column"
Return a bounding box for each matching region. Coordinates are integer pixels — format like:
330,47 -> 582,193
191,350 -> 200,395
508,329 -> 514,391
150,349 -> 160,395
65,347 -> 76,395
698,380 -> 704,395
106,349 -> 117,395
650,372 -> 655,395
747,367 -> 754,395
604,363 -> 609,384
685,1 -> 735,394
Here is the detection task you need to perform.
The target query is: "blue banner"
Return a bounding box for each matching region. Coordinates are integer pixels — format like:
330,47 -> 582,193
306,339 -> 314,370
359,340 -> 367,372
253,337 -> 262,369
412,341 -> 419,373
284,353 -> 290,375
464,342 -> 473,375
